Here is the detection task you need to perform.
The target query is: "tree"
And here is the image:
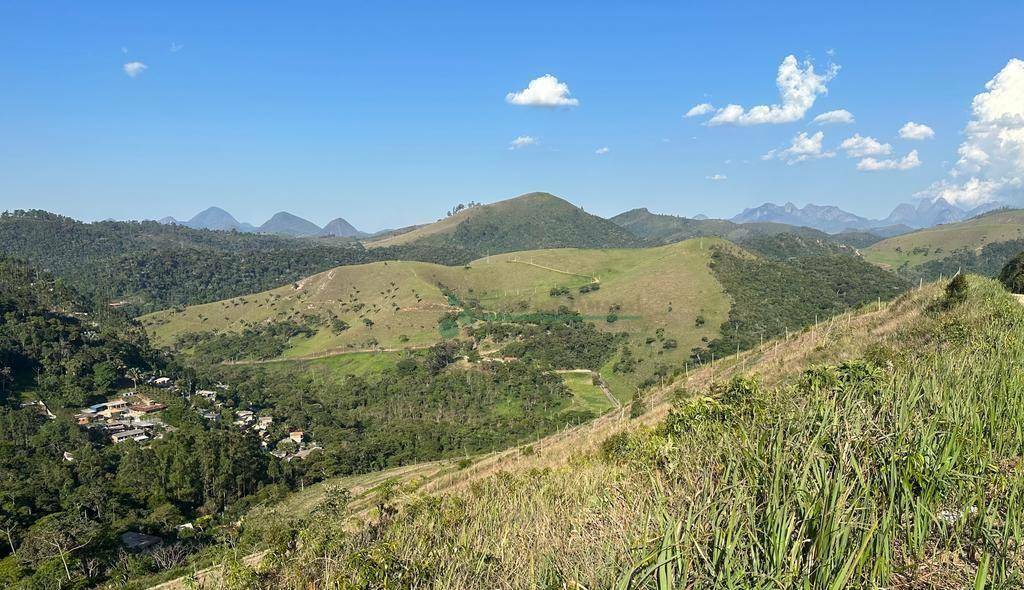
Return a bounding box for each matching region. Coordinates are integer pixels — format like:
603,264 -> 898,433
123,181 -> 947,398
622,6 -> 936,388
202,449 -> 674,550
998,252 -> 1024,294
0,367 -> 11,402
125,367 -> 144,390
19,512 -> 98,582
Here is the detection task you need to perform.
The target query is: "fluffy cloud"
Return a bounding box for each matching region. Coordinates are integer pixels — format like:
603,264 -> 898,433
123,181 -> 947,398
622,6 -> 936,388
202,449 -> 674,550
595,147 -> 610,155
812,109 -> 855,125
899,121 -> 935,140
763,131 -> 835,164
506,75 -> 579,107
691,55 -> 838,126
509,135 -> 537,150
685,103 -> 715,118
706,174 -> 727,181
857,150 -> 921,171
123,61 -> 148,77
918,58 -> 1024,206
840,134 -> 892,158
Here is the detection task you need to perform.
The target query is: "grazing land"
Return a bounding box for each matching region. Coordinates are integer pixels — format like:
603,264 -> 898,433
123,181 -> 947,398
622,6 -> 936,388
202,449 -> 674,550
864,208 -> 1024,269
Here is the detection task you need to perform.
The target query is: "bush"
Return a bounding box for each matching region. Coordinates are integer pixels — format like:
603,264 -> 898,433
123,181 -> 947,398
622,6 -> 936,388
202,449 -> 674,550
998,251 -> 1024,294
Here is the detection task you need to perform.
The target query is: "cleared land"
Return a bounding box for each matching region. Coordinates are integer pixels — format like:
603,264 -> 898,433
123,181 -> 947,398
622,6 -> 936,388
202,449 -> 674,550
140,239 -> 731,394
864,209 -> 1024,269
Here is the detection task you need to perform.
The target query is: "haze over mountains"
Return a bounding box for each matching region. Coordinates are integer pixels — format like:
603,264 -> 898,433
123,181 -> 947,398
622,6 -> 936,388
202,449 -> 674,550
731,198 -> 1003,234
154,195 -> 1004,243
161,206 -> 366,238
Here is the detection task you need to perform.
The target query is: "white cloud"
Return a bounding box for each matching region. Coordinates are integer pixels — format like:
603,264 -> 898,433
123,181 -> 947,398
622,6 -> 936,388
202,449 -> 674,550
123,61 -> 148,77
763,131 -> 835,164
696,55 -> 838,126
509,135 -> 537,150
812,109 -> 855,125
840,133 -> 892,157
170,42 -> 184,53
917,58 -> 1024,206
706,174 -> 727,181
685,103 -> 715,118
899,121 -> 935,140
857,150 -> 921,171
595,147 -> 610,155
506,74 -> 579,107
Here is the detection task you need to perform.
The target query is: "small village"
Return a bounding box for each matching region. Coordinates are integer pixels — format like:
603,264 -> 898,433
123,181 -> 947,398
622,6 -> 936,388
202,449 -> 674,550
72,376 -> 322,462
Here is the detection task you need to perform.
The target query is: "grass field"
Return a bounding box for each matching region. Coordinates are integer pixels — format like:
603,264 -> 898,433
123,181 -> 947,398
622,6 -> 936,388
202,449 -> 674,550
140,239 -> 731,392
195,277 -> 1024,589
864,209 -> 1024,269
560,371 -> 616,414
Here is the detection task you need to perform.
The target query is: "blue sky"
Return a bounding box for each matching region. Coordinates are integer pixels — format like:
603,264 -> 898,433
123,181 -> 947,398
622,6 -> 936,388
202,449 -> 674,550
1,1 -> 1022,231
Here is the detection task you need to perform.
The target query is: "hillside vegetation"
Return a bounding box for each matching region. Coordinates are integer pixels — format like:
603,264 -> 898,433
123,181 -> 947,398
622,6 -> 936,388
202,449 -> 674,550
0,210 -> 468,315
141,240 -> 730,393
367,192 -> 640,253
610,207 -> 877,254
864,208 -> 1024,271
217,275 -> 1024,589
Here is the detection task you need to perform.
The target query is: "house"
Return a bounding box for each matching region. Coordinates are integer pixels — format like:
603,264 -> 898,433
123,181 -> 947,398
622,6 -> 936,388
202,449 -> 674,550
111,429 -> 149,444
120,531 -> 162,552
196,389 -> 217,400
255,416 -> 273,430
200,410 -> 219,421
99,399 -> 129,418
128,402 -> 166,418
74,413 -> 93,425
153,377 -> 172,387
234,410 -> 255,426
289,431 -> 304,444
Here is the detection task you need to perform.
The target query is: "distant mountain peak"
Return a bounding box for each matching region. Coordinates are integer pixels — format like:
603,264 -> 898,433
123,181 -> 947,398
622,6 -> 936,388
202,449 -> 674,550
319,217 -> 363,238
185,207 -> 248,232
731,202 -> 872,233
258,212 -> 321,237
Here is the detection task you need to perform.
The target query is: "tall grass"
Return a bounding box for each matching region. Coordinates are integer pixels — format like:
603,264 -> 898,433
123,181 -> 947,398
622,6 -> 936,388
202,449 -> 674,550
224,277 -> 1024,589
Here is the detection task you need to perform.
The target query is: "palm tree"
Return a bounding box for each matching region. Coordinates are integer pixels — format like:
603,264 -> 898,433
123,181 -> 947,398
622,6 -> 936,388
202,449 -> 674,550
125,367 -> 144,390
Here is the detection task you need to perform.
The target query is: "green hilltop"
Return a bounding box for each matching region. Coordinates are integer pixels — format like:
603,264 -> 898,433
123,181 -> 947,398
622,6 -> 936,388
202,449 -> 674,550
366,192 -> 640,252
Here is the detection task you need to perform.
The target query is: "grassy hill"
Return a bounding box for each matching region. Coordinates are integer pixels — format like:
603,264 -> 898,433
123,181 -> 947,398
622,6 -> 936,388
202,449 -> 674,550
141,239 -> 731,396
142,238 -> 906,400
864,208 -> 1024,270
176,274 -> 1024,589
366,192 -> 640,253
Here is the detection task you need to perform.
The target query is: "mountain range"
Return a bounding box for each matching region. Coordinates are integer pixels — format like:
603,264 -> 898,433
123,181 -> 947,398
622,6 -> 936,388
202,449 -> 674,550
160,207 -> 365,238
730,198 -> 1002,234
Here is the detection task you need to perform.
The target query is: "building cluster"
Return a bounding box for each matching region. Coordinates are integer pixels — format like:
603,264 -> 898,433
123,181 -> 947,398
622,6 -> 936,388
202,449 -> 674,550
75,391 -> 168,444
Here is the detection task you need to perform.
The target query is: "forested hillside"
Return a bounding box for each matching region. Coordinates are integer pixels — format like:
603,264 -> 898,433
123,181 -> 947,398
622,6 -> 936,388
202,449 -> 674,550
0,210 -> 470,314
368,193 -> 640,253
610,207 -> 864,257
0,257 -> 296,588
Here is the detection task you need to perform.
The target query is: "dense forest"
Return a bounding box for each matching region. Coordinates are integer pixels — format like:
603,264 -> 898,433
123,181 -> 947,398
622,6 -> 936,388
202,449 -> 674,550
694,247 -> 910,360
0,211 -> 472,315
0,256 -> 302,587
402,193 -> 641,253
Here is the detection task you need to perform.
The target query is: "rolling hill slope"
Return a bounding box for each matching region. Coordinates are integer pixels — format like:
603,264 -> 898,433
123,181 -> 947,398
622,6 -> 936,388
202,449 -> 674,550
140,239 -> 731,394
159,275 -> 1024,589
141,238 -> 906,397
610,207 -> 862,257
366,192 -> 640,253
864,208 -> 1024,271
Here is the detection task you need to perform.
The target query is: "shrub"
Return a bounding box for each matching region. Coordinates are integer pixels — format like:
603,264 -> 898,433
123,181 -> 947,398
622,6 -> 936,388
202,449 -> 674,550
998,251 -> 1024,294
